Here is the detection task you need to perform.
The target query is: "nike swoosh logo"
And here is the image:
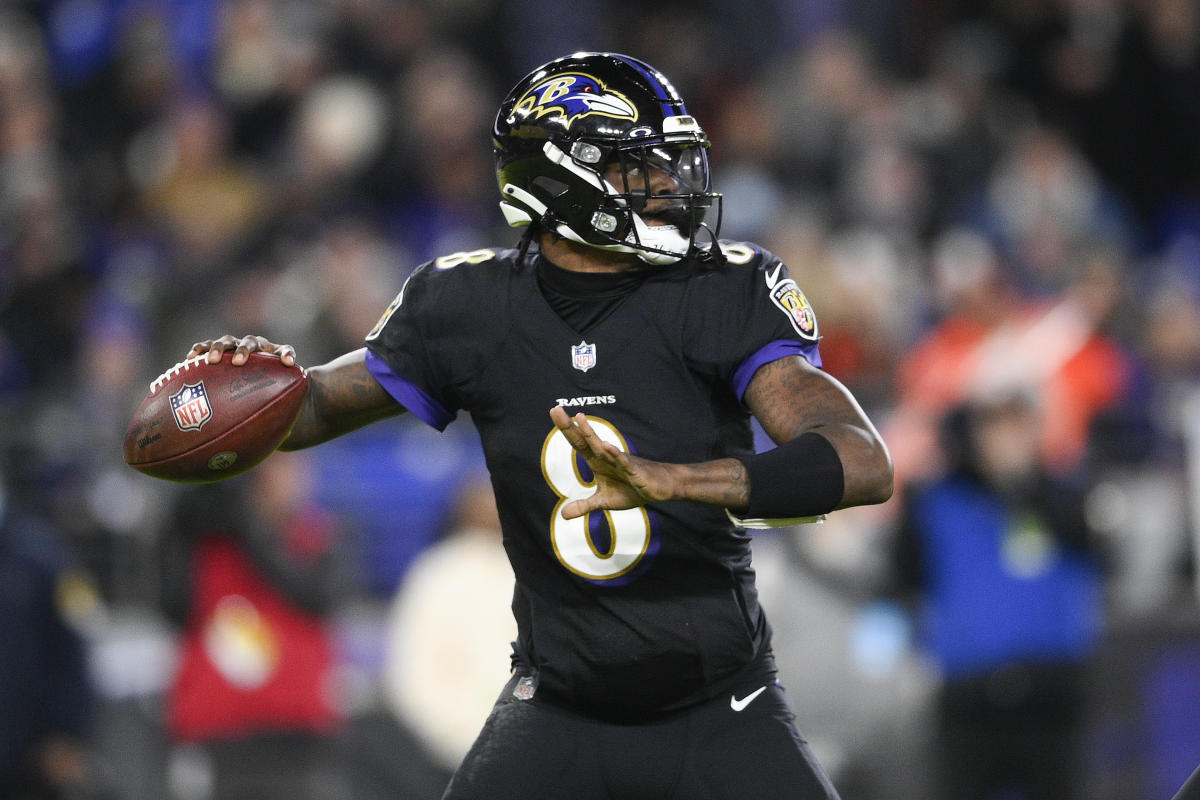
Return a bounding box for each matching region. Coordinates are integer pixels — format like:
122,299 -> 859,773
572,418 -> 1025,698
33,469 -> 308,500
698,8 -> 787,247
764,264 -> 783,289
730,685 -> 767,712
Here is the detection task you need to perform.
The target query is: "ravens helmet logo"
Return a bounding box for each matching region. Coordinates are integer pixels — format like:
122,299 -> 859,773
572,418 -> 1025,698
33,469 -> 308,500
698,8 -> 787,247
510,73 -> 638,131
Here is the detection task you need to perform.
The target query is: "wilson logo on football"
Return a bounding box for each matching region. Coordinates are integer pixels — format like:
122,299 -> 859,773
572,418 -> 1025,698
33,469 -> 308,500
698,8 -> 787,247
170,382 -> 213,432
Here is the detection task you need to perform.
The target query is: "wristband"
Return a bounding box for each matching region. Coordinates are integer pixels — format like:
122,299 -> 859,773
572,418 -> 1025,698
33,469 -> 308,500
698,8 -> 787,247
734,432 -> 844,519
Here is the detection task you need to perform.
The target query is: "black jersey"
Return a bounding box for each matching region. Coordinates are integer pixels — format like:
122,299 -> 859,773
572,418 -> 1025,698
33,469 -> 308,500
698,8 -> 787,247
364,242 -> 822,720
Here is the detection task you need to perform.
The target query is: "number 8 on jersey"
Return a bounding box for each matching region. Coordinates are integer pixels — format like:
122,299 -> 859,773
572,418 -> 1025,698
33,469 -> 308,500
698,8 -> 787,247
540,416 -> 652,581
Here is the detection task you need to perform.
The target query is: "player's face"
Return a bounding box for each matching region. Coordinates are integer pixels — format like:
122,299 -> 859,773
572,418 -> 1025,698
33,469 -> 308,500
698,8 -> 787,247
603,145 -> 711,227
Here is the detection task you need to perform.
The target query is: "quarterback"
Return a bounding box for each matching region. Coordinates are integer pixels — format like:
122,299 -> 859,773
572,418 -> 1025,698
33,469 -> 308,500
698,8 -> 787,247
190,52 -> 892,799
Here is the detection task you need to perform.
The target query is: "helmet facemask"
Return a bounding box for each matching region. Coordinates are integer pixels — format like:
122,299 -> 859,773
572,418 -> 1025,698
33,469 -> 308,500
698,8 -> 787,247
500,132 -> 722,266
595,140 -> 721,264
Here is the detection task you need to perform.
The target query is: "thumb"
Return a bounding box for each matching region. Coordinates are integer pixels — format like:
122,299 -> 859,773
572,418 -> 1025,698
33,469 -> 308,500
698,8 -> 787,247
560,494 -> 600,520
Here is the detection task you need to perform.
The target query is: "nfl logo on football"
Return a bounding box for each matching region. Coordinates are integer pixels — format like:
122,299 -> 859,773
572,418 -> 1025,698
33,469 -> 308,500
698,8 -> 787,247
170,382 -> 212,432
571,341 -> 597,372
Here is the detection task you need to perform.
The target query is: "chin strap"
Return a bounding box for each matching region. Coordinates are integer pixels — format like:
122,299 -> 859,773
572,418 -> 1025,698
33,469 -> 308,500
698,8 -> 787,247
551,214 -> 692,266
627,216 -> 691,265
501,164 -> 701,265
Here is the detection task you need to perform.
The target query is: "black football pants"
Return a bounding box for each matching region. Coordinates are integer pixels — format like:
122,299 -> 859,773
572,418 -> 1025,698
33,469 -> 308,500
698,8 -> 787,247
441,671 -> 841,800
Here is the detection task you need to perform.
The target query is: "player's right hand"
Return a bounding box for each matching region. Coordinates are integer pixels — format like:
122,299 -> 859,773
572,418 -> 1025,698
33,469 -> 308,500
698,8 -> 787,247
187,334 -> 297,367
550,406 -> 678,517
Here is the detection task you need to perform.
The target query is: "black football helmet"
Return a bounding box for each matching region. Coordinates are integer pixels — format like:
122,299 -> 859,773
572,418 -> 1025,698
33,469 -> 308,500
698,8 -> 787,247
493,52 -> 721,265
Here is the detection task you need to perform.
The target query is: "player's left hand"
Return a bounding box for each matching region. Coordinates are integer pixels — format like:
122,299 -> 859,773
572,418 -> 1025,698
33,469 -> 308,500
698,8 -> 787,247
187,334 -> 297,367
549,407 -> 678,519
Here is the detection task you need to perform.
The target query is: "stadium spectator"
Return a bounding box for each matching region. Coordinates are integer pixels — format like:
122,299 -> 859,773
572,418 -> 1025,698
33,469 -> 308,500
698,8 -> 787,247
891,391 -> 1104,800
0,453 -> 105,800
159,452 -> 351,800
383,475 -> 515,774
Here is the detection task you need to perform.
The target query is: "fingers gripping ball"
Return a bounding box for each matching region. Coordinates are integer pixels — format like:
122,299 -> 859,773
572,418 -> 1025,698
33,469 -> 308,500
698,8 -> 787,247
123,352 -> 307,482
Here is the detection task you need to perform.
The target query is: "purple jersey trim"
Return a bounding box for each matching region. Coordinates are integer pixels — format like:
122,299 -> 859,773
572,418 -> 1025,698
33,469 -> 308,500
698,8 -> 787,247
731,339 -> 823,403
364,349 -> 454,431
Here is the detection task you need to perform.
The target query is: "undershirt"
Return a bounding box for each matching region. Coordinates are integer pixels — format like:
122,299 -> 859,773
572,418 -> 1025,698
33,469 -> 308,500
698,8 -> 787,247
535,255 -> 650,334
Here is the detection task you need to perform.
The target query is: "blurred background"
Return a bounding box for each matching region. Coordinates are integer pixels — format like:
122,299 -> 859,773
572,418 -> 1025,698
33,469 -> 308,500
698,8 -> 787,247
1,0 -> 1198,798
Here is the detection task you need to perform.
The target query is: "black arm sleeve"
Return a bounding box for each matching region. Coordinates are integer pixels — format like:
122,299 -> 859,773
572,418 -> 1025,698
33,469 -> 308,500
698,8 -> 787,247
734,432 -> 844,519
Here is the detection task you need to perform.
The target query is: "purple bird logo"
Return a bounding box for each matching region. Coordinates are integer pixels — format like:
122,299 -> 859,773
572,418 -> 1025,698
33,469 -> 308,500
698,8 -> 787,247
511,73 -> 638,130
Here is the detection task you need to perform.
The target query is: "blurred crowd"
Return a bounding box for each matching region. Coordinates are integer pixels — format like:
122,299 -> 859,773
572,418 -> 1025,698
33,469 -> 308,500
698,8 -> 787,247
1,0 -> 1200,798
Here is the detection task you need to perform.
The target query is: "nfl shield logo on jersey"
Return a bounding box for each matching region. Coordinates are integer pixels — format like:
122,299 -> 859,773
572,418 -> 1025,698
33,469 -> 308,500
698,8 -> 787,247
170,382 -> 212,432
571,340 -> 597,372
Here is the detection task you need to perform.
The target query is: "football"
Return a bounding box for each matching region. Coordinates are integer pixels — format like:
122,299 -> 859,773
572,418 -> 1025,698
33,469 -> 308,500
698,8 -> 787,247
123,352 -> 308,482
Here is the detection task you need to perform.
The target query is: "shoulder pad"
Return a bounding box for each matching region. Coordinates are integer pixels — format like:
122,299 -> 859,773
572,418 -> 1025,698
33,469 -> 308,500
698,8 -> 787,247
405,246 -> 521,291
717,241 -> 819,343
366,246 -> 518,341
714,241 -> 770,268
427,247 -> 518,272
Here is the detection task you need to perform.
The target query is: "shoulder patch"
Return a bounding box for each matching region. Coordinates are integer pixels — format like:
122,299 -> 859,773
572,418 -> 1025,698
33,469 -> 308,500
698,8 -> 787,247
366,275 -> 412,341
765,268 -> 819,340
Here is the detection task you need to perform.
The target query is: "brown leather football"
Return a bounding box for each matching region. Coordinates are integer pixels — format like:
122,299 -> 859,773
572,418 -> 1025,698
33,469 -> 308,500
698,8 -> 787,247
123,352 -> 307,482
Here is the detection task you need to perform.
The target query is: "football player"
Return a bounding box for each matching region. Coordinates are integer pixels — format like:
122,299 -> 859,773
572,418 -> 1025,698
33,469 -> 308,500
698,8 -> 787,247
188,52 -> 893,800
